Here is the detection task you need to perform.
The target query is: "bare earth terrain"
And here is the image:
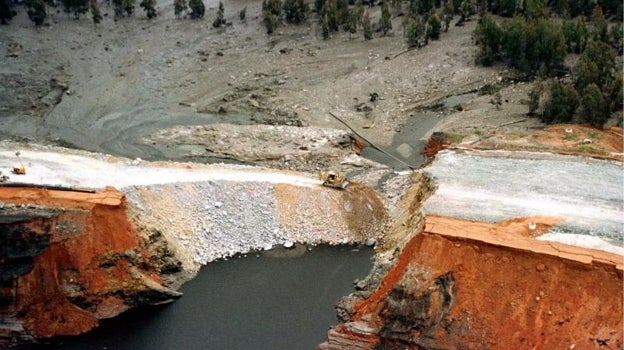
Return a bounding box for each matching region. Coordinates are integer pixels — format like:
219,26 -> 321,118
0,0 -> 542,171
1,1 -> 623,348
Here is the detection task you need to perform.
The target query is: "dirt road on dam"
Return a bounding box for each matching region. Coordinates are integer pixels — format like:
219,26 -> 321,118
0,143 -> 387,271
424,149 -> 624,248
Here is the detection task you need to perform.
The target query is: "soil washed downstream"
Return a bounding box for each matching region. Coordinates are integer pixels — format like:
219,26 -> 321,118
18,245 -> 374,350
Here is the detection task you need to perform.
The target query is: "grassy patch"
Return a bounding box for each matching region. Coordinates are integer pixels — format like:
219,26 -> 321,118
576,144 -> 602,154
587,130 -> 602,141
445,133 -> 466,144
563,133 -> 578,141
510,132 -> 528,138
478,84 -> 501,96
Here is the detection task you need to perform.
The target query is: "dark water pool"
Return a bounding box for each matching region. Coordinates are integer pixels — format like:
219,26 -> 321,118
27,245 -> 373,350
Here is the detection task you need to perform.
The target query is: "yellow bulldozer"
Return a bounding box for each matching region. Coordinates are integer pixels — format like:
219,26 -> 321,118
319,171 -> 349,189
12,151 -> 26,175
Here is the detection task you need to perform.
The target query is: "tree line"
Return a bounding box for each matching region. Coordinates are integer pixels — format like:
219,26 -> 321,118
0,0 -> 229,24
2,0 -> 621,127
474,0 -> 622,127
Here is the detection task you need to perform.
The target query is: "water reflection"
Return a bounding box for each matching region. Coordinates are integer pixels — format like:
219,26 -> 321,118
32,245 -> 373,350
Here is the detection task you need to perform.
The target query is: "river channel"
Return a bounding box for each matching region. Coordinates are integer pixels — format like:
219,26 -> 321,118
27,245 -> 374,350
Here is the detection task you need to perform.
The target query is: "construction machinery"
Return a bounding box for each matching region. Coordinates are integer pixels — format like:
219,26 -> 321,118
319,171 -> 349,189
12,151 -> 26,175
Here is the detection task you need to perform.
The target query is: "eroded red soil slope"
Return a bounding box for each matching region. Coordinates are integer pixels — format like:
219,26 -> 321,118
0,186 -> 179,343
321,216 -> 623,350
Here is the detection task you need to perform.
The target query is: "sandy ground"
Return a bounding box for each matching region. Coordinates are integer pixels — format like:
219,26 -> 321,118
0,0 -> 536,166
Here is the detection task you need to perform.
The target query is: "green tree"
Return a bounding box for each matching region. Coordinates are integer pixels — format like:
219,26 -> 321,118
427,11 -> 441,40
589,5 -> 608,43
264,0 -> 282,16
123,0 -> 135,16
575,40 -> 617,91
112,0 -> 123,17
574,56 -> 599,92
314,0 -> 325,14
0,0 -> 16,24
442,1 -> 453,31
528,79 -> 544,115
580,83 -> 608,127
418,0 -> 434,14
90,0 -> 102,22
140,0 -> 157,18
474,14 -> 503,66
264,13 -> 279,33
322,13 -> 330,38
502,17 -> 528,70
62,0 -> 88,18
174,0 -> 187,17
362,10 -> 372,40
26,0 -> 46,24
551,0 -> 568,15
525,19 -> 566,74
535,79 -> 579,124
405,17 -> 425,46
379,1 -> 392,35
391,0 -> 402,15
283,0 -> 308,24
566,0 -> 584,17
608,23 -> 623,55
213,1 -> 225,27
457,0 -> 475,25
343,8 -> 358,35
523,0 -> 548,19
562,16 -> 589,53
494,0 -> 516,17
335,0 -> 348,24
604,72 -> 623,111
189,0 -> 204,18
597,0 -> 621,17
320,0 -> 338,31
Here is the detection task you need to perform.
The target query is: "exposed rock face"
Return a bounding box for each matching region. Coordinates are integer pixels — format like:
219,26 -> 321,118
0,186 -> 182,346
319,215 -> 623,350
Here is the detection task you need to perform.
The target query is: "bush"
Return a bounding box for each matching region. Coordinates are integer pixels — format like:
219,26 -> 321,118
362,11 -> 372,40
378,1 -> 392,35
531,79 -> 579,124
322,13 -> 330,38
405,17 -> 425,47
140,0 -> 157,18
581,83 -> 609,127
474,14 -> 503,66
264,13 -> 279,33
0,0 -> 16,24
189,0 -> 204,18
213,1 -> 225,27
562,17 -> 589,54
90,0 -> 102,23
174,0 -> 187,17
342,8 -> 357,35
283,0 -> 308,24
575,40 -> 617,91
427,11 -> 441,40
26,0 -> 46,24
